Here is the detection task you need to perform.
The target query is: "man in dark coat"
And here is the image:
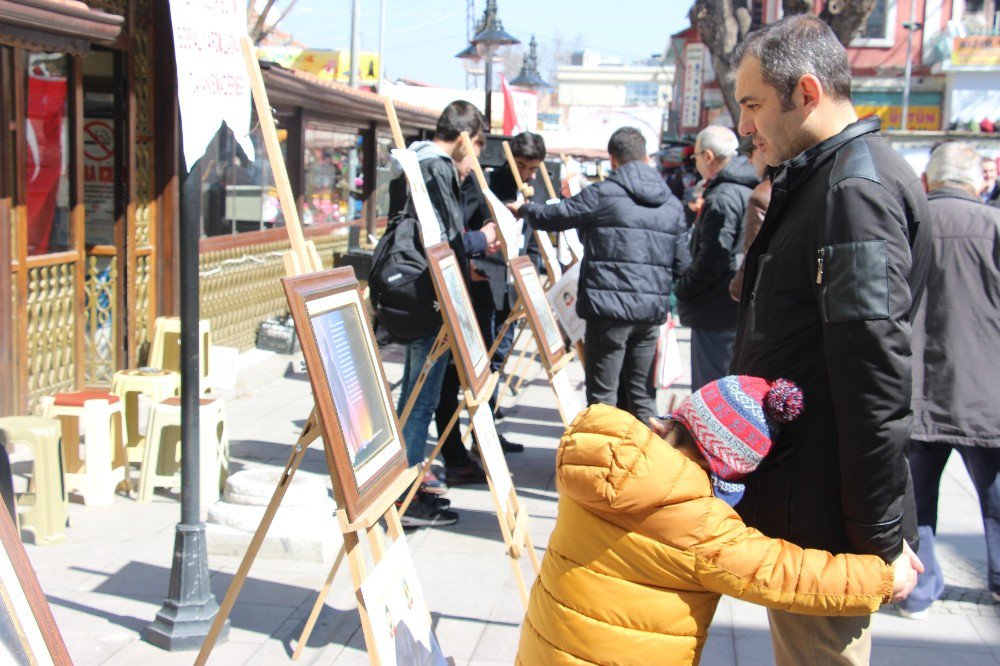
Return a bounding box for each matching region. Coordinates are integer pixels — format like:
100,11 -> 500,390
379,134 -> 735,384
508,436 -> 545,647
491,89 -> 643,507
508,127 -> 687,423
900,142 -> 1000,618
674,125 -> 759,390
730,16 -> 926,662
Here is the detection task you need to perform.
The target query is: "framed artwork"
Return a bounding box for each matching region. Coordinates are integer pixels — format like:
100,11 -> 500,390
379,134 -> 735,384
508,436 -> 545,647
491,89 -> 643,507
509,256 -> 567,370
547,262 -> 585,343
0,502 -> 71,665
425,244 -> 491,398
470,406 -> 514,509
360,537 -> 449,665
283,267 -> 409,522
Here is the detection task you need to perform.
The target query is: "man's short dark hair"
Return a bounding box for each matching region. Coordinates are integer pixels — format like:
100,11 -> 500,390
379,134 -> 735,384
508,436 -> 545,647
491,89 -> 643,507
734,15 -> 852,112
607,127 -> 647,164
510,132 -> 546,161
435,100 -> 487,141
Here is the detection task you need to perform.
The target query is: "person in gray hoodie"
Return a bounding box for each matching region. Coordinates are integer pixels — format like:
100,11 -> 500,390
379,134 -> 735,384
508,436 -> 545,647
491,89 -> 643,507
675,125 -> 760,390
508,127 -> 687,423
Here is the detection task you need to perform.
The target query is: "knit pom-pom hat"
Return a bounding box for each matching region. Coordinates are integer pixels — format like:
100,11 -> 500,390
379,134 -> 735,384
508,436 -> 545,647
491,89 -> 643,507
671,376 -> 804,505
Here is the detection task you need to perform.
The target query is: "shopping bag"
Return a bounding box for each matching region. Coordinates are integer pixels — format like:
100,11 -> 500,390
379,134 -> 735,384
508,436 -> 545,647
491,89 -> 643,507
653,314 -> 683,390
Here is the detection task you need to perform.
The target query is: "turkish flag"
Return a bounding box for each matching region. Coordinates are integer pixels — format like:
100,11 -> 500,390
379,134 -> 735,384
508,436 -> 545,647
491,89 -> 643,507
501,74 -> 521,136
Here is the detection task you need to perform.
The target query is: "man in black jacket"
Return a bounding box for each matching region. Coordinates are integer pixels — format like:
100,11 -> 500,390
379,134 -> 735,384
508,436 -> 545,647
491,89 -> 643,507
731,16 -> 925,663
675,125 -> 758,390
508,127 -> 687,422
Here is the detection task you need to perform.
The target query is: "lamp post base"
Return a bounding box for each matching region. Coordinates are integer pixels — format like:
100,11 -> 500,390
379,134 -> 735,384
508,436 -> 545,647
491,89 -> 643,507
143,523 -> 228,651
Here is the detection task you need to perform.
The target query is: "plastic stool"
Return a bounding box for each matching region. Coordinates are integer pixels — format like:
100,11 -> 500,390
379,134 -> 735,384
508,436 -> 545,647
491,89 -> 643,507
39,391 -> 128,508
0,416 -> 67,545
148,316 -> 212,391
138,397 -> 229,508
111,369 -> 180,464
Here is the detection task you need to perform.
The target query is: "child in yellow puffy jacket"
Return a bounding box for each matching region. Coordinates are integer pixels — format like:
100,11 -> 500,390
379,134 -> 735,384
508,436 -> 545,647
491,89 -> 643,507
517,376 -> 919,665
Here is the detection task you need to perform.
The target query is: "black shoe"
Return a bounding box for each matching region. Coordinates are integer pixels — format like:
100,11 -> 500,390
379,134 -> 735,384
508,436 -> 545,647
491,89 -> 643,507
494,407 -> 508,421
498,433 -> 524,453
445,461 -> 488,486
399,494 -> 458,528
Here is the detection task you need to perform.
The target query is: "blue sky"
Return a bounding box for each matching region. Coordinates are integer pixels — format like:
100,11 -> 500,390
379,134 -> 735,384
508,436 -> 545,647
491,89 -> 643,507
277,0 -> 692,88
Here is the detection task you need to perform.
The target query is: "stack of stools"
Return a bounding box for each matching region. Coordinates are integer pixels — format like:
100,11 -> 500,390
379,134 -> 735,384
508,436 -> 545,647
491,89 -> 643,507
38,391 -> 128,508
111,368 -> 180,469
138,396 -> 229,508
148,316 -> 212,388
0,416 -> 67,545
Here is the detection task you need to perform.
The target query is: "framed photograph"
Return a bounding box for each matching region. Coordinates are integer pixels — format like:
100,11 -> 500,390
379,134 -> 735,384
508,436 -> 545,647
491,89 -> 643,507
283,267 -> 409,522
0,502 -> 71,665
360,537 -> 450,665
425,244 -> 491,398
509,256 -> 567,370
547,262 -> 586,343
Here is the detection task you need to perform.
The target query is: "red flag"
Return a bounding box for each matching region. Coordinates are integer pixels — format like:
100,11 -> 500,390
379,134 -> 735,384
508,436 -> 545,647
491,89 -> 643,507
501,74 -> 521,135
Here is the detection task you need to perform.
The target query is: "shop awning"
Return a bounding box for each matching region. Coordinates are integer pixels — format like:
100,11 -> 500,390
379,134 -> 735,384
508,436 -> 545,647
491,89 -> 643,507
0,0 -> 123,54
262,64 -> 438,133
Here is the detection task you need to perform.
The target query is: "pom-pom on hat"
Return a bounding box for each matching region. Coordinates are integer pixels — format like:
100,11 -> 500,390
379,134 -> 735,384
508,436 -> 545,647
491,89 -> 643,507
672,376 -> 804,499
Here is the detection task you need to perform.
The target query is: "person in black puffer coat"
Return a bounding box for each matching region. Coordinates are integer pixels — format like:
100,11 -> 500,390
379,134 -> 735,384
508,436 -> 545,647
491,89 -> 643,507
674,125 -> 760,390
508,127 -> 687,422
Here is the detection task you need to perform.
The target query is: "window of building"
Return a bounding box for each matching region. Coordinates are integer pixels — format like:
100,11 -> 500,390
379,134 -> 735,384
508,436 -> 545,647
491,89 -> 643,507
625,81 -> 660,106
303,122 -> 363,225
25,52 -> 72,256
853,0 -> 896,47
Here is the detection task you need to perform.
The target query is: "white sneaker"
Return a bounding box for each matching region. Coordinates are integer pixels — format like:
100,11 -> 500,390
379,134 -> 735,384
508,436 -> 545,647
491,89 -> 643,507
898,607 -> 929,620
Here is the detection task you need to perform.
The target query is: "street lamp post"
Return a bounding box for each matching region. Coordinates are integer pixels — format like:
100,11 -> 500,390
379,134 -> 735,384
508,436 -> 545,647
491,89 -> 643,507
510,35 -> 551,91
469,0 -> 518,129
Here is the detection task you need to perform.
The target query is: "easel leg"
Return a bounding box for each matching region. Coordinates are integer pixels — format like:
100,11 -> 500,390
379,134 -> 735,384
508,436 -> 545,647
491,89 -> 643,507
513,350 -> 540,393
291,544 -> 347,661
508,553 -> 531,608
397,399 -> 465,516
524,531 -> 542,575
195,416 -> 321,666
494,326 -> 530,408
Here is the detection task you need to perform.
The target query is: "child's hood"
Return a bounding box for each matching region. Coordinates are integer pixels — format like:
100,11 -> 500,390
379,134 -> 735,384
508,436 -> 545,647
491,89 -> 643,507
556,404 -> 713,515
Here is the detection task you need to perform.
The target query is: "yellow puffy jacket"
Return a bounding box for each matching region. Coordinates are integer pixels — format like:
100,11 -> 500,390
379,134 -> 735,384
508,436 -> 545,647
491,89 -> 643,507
516,404 -> 894,665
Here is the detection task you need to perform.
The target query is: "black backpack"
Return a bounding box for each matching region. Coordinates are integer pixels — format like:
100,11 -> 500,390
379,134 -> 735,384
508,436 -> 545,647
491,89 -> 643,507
368,213 -> 440,343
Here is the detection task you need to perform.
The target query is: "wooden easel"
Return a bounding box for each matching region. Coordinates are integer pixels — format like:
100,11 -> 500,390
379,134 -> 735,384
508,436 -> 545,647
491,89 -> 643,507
381,103 -> 540,605
196,38 -> 429,666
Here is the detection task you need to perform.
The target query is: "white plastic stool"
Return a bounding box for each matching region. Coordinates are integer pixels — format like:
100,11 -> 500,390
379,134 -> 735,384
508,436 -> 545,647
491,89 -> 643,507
39,391 -> 128,508
138,397 -> 229,508
148,316 -> 212,391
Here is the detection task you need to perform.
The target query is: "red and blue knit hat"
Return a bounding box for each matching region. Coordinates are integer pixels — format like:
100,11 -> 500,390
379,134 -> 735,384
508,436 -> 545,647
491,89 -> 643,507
671,375 -> 804,505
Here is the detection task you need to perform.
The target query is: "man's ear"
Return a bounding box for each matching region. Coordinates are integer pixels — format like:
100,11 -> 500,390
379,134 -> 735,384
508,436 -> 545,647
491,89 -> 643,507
797,74 -> 823,113
704,149 -> 716,164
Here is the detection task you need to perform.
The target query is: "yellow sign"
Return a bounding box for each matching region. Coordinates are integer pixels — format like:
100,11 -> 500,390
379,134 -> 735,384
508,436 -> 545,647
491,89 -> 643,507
256,47 -> 380,83
855,105 -> 941,131
952,36 -> 1000,67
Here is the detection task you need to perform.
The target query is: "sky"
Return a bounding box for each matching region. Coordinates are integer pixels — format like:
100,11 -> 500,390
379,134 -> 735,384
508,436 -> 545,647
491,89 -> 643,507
275,0 -> 692,89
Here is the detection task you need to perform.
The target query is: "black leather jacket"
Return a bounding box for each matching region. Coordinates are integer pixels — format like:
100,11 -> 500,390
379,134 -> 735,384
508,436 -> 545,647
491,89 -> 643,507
732,117 -> 931,561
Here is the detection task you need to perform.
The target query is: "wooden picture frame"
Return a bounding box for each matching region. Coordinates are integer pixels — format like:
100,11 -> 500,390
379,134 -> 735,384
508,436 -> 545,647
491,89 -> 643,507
425,243 -> 492,398
282,267 -> 409,523
509,256 -> 567,370
0,502 -> 71,665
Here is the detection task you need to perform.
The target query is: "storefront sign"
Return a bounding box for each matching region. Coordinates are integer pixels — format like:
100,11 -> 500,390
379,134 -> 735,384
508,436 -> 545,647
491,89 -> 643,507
256,47 -> 381,84
169,0 -> 253,168
855,105 -> 941,131
681,43 -> 705,130
83,118 -> 115,245
951,36 -> 1000,67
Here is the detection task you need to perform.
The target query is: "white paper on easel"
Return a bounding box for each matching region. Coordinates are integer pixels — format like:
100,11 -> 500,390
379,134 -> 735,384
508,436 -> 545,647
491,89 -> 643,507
360,537 -> 449,666
482,188 -> 521,260
391,149 -> 442,247
471,405 -> 515,509
551,367 -> 584,425
535,229 -> 562,282
547,262 -> 586,343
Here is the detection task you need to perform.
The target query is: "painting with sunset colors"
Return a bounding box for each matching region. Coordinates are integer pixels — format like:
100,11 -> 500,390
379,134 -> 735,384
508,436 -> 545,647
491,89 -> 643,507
283,268 -> 409,522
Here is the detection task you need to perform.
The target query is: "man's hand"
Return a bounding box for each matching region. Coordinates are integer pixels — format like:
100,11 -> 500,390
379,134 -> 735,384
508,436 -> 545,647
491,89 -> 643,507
507,201 -> 525,218
480,222 -> 502,254
647,394 -> 684,439
890,541 -> 924,603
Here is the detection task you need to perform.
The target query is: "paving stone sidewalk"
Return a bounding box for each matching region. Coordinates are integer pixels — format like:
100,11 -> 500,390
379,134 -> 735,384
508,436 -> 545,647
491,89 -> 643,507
22,327 -> 1000,664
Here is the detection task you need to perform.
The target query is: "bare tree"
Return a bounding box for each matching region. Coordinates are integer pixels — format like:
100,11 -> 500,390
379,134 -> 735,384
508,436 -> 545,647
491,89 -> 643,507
689,0 -> 879,126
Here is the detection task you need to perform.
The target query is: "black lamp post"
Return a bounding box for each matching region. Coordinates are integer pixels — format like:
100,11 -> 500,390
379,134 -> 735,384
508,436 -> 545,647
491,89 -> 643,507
509,35 -> 551,91
469,0 -> 518,129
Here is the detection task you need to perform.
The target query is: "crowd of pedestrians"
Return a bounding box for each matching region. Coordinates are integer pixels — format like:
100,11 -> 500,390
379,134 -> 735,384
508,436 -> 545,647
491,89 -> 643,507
375,13 -> 998,664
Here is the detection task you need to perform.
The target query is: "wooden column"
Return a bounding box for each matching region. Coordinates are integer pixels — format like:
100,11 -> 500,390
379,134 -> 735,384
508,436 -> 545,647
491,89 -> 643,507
361,120 -> 377,237
0,47 -> 13,416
